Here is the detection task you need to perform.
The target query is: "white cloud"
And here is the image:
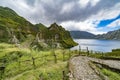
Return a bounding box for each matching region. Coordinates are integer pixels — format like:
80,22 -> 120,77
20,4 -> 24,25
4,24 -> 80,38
60,2 -> 120,34
107,19 -> 120,28
0,0 -> 46,24
60,20 -> 96,32
78,0 -> 100,8
60,20 -> 108,34
91,0 -> 100,6
78,0 -> 90,8
0,0 -> 120,34
60,2 -> 75,14
90,3 -> 120,21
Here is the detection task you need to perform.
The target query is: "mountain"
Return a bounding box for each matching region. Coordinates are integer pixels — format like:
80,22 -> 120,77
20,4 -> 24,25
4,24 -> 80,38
31,23 -> 78,49
0,6 -> 77,48
0,6 -> 36,42
70,29 -> 120,40
70,31 -> 96,39
48,23 -> 78,48
96,29 -> 120,40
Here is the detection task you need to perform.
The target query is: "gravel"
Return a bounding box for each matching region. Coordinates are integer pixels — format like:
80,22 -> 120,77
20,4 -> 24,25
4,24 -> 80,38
69,56 -> 120,80
69,56 -> 102,80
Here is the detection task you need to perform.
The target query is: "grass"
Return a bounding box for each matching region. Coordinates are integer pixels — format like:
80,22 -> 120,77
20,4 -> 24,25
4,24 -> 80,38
0,43 -> 120,80
100,68 -> 120,80
86,49 -> 120,59
0,43 -> 77,80
93,62 -> 120,80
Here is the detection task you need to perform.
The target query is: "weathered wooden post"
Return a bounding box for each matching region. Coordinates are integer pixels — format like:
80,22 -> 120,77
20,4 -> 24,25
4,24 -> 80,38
62,71 -> 66,80
69,49 -> 71,59
39,73 -> 44,80
0,66 -> 5,79
18,60 -> 21,70
102,52 -> 104,58
79,45 -> 81,55
32,57 -> 36,69
63,51 -> 65,61
86,47 -> 89,56
91,50 -> 93,54
53,51 -> 57,63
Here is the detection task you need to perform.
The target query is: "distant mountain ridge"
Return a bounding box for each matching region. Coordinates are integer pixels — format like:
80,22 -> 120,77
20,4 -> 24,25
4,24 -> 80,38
70,31 -> 96,39
70,29 -> 120,40
96,29 -> 120,40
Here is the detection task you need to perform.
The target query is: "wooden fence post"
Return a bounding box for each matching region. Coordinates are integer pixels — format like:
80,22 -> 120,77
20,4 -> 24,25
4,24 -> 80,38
91,50 -> 93,54
62,71 -> 66,80
63,51 -> 65,61
53,51 -> 57,63
79,45 -> 81,55
39,73 -> 44,80
0,66 -> 5,79
102,52 -> 104,57
18,60 -> 21,70
87,47 -> 89,56
69,49 -> 71,59
32,57 -> 36,69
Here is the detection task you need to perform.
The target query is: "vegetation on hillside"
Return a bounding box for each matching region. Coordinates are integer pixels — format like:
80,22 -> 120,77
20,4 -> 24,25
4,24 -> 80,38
0,6 -> 120,80
0,6 -> 77,49
0,43 -> 79,80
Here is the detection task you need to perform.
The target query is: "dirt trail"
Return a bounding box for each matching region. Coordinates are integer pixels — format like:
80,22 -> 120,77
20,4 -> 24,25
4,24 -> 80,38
69,56 -> 120,80
69,56 -> 102,80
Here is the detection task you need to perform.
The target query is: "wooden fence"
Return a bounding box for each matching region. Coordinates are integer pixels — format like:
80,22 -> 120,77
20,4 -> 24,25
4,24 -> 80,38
0,45 -> 108,80
0,49 -> 78,80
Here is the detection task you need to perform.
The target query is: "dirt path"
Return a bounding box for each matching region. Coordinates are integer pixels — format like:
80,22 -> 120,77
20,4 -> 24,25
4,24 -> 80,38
69,56 -> 120,80
69,56 -> 102,80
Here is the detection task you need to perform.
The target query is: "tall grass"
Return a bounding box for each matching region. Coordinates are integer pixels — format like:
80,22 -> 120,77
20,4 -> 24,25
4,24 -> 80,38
0,43 -> 77,80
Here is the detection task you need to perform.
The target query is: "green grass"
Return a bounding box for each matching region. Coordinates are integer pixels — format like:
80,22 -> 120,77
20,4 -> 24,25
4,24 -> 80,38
1,43 -> 120,80
0,43 -> 77,80
100,68 -> 120,80
84,49 -> 120,59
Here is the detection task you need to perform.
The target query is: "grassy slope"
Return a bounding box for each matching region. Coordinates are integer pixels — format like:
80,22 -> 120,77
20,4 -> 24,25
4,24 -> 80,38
0,6 -> 35,42
100,68 -> 120,80
0,43 -> 120,80
0,43 -> 77,80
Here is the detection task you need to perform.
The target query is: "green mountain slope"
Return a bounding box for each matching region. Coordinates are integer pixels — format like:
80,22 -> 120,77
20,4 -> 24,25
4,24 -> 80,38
48,23 -> 78,48
0,6 -> 35,42
0,6 -> 77,48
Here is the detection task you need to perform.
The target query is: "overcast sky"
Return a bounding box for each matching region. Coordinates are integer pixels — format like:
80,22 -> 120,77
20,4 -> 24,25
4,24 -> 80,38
0,0 -> 120,34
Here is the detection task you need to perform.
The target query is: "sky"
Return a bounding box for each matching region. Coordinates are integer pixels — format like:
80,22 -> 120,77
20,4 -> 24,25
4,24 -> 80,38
0,0 -> 120,34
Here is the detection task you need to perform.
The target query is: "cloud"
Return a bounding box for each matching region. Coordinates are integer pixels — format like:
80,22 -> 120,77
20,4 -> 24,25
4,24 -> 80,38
78,0 -> 100,8
60,21 -> 96,31
60,2 -> 75,14
107,19 -> 120,28
0,0 -> 120,34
